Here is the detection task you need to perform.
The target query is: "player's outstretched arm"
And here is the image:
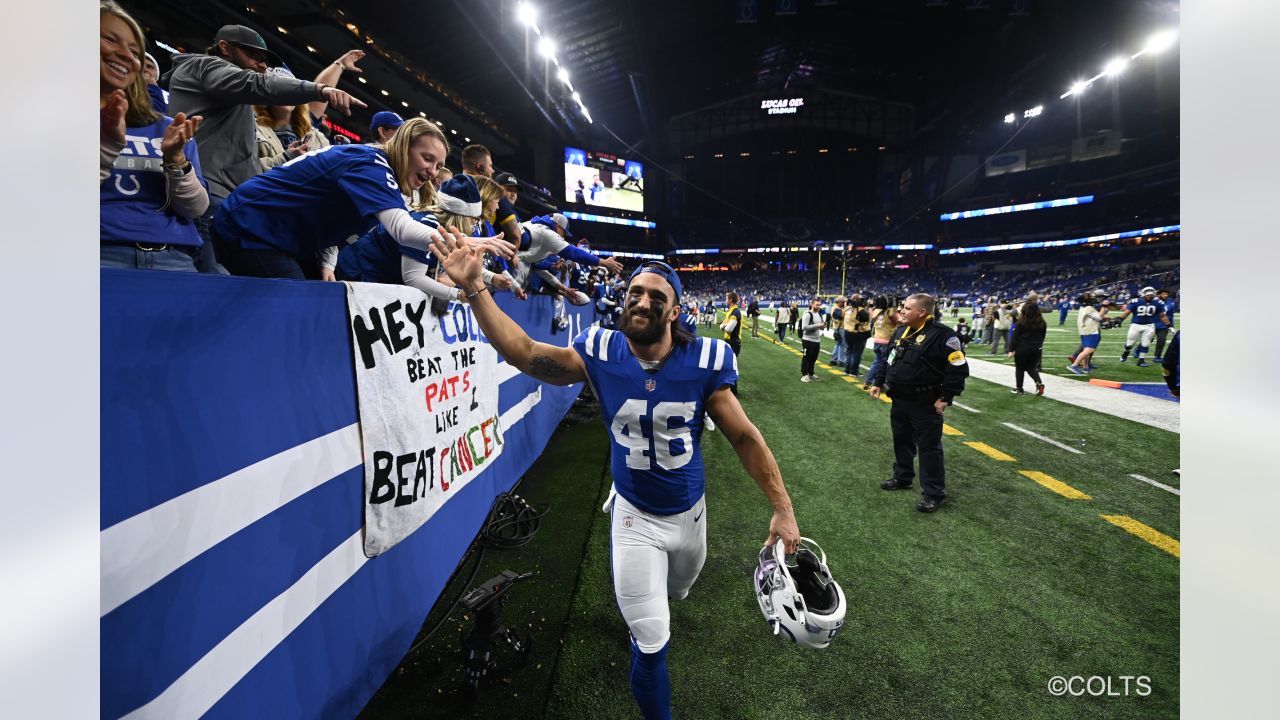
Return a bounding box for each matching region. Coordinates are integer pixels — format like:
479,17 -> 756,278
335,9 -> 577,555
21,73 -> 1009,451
432,226 -> 586,386
706,386 -> 800,554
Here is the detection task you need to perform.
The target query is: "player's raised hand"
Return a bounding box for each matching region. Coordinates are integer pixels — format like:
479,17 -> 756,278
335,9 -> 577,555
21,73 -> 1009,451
430,225 -> 484,287
599,257 -> 624,275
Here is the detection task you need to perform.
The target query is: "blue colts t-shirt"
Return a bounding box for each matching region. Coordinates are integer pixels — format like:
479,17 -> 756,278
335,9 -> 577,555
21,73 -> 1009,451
575,328 -> 738,515
214,144 -> 407,258
100,117 -> 206,248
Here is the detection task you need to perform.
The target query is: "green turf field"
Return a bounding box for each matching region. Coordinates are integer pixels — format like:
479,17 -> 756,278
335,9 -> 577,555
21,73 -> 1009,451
364,317 -> 1179,719
757,309 -> 1176,386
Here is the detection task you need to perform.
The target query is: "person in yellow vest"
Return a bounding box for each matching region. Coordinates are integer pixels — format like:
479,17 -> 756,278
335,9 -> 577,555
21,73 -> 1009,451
863,296 -> 900,390
843,295 -> 872,376
720,292 -> 743,395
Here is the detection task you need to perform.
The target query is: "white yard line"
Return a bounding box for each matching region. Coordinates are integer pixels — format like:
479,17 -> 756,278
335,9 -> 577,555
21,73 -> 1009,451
1129,473 -> 1181,496
1001,422 -> 1085,455
965,356 -> 1179,432
952,401 -> 981,413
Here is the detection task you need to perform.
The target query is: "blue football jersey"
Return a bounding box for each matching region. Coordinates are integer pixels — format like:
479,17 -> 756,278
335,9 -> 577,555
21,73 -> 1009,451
574,328 -> 738,515
677,312 -> 697,336
215,144 -> 407,258
337,211 -> 440,283
1155,299 -> 1175,329
1126,298 -> 1163,325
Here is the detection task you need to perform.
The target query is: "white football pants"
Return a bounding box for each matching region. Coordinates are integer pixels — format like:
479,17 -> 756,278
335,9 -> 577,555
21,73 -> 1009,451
605,488 -> 708,653
1126,323 -> 1155,349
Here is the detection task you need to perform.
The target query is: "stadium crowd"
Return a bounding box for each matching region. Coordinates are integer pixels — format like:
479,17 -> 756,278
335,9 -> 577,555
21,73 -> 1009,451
100,1 -> 1179,389
101,2 -> 626,313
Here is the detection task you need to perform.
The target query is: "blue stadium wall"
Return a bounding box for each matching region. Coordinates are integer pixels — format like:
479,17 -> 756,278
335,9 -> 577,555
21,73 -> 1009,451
100,269 -> 589,719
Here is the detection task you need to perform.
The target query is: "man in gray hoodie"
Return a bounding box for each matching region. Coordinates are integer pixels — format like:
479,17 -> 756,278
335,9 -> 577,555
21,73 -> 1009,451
163,25 -> 364,268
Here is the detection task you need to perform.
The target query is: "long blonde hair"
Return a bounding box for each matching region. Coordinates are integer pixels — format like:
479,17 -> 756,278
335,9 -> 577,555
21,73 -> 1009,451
254,104 -> 311,139
101,1 -> 161,128
385,117 -> 450,202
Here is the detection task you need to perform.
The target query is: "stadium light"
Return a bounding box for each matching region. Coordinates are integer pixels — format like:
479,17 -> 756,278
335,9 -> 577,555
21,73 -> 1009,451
1061,80 -> 1089,99
1103,57 -> 1128,77
1144,29 -> 1178,54
516,2 -> 538,27
1023,105 -> 1043,118
571,91 -> 582,104
557,67 -> 570,85
1003,112 -> 1016,124
537,37 -> 555,59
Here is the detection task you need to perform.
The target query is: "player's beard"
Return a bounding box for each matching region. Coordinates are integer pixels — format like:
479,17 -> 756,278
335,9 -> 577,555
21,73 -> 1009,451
619,304 -> 667,346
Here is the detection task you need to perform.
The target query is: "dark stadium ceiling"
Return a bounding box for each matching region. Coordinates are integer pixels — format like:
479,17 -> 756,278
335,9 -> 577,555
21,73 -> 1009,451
347,0 -> 1177,146
140,0 -> 1178,152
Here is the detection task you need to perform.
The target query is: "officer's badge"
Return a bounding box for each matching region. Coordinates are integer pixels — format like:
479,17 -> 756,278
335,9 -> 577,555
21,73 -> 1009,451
645,378 -> 656,392
916,334 -> 925,344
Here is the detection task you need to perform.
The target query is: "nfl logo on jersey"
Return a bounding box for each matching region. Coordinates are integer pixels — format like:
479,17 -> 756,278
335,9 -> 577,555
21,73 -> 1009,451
645,378 -> 656,393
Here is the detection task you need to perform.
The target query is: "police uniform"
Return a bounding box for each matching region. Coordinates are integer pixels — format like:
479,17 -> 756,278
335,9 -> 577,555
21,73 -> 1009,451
868,318 -> 969,507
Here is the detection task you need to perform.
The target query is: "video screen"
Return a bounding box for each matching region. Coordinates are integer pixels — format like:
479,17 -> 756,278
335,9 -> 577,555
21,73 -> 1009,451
564,147 -> 644,213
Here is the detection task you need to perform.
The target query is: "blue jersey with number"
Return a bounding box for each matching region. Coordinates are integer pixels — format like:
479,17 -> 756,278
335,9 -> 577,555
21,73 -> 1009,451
214,144 -> 407,258
337,211 -> 440,283
574,328 -> 738,515
1126,298 -> 1163,325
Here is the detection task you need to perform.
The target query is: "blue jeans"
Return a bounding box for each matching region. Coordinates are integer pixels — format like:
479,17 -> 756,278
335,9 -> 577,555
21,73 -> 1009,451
866,342 -> 890,385
830,328 -> 846,364
100,244 -> 198,272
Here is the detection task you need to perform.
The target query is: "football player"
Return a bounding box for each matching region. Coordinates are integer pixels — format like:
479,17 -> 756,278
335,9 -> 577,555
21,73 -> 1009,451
431,230 -> 800,720
1117,286 -> 1170,367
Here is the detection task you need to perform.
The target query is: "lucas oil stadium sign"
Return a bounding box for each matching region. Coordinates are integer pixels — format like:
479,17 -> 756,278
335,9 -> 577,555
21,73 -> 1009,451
761,97 -> 804,115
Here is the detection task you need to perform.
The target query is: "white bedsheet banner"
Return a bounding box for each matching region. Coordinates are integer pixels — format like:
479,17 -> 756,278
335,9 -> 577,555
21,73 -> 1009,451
345,282 -> 503,557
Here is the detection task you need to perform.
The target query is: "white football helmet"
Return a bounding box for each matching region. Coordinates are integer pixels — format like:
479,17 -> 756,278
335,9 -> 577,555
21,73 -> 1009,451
754,537 -> 846,649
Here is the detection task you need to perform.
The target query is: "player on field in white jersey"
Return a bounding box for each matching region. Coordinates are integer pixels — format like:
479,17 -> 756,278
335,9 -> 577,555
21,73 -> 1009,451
430,228 -> 800,720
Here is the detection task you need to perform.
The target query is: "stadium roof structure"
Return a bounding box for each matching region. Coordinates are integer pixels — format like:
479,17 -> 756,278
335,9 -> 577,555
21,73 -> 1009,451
343,0 -> 1174,145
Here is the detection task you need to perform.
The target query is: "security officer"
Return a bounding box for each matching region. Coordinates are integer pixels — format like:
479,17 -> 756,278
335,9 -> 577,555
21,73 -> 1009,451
869,293 -> 969,513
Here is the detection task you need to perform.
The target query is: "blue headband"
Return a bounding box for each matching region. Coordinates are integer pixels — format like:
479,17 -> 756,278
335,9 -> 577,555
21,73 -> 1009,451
627,261 -> 682,301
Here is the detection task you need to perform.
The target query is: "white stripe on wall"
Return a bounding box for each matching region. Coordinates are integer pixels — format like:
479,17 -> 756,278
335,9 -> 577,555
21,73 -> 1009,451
120,530 -> 369,720
118,386 -> 548,719
100,423 -> 362,617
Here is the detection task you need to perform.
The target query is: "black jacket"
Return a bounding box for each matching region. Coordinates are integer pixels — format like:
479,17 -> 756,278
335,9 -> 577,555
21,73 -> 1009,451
1009,324 -> 1046,354
870,318 -> 969,403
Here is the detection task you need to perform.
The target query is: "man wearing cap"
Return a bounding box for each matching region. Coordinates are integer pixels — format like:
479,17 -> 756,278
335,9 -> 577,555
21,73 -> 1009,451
369,111 -> 402,145
512,212 -> 623,287
430,231 -> 801,720
461,144 -> 523,251
164,25 -> 365,270
1117,286 -> 1170,367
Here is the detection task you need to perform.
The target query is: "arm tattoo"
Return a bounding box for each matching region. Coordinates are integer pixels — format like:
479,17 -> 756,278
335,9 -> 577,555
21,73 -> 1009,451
529,353 -> 572,381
